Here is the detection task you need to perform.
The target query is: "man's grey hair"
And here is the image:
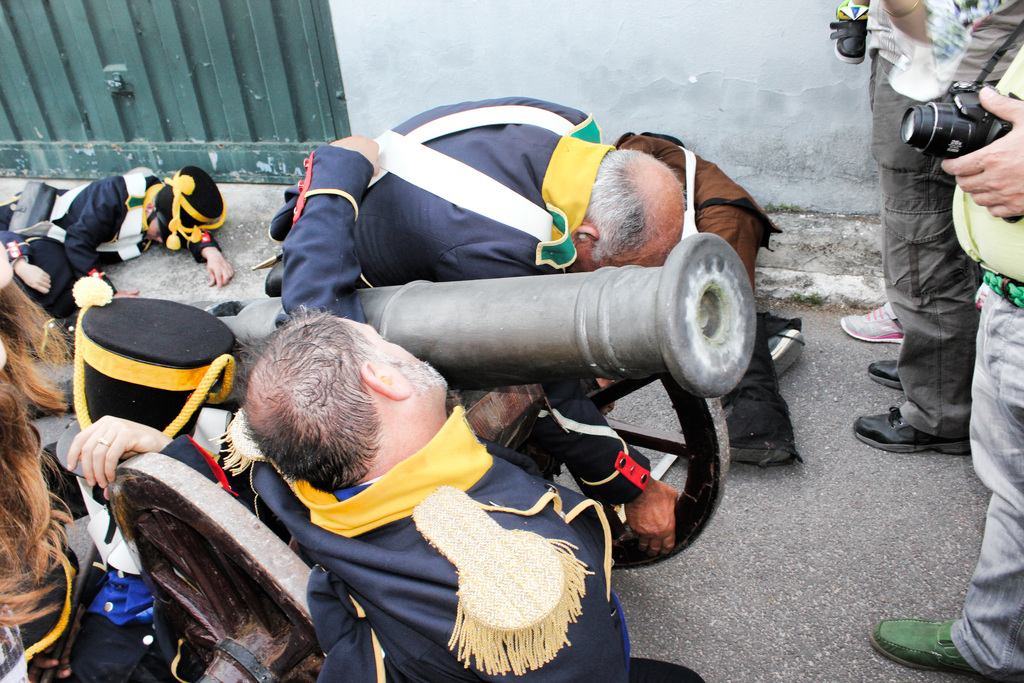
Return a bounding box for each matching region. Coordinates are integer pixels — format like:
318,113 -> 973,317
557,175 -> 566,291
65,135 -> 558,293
241,309 -> 443,492
584,150 -> 681,263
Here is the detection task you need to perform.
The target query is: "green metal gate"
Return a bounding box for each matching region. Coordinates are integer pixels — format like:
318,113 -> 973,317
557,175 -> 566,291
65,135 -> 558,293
0,0 -> 350,183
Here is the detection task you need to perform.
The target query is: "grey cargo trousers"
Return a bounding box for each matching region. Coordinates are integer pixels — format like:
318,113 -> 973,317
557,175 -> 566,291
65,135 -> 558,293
869,55 -> 979,438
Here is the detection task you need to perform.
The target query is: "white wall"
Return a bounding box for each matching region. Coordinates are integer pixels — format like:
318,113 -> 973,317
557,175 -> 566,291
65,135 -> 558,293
329,1 -> 878,214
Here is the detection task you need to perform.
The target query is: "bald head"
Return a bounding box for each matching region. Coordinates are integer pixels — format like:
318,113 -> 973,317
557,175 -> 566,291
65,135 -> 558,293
571,150 -> 684,271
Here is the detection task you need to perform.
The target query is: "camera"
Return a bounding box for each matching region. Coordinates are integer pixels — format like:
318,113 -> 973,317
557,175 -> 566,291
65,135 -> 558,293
901,82 -> 1013,158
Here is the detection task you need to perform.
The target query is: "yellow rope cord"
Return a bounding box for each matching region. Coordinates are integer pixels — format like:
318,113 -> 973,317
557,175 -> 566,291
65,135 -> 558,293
72,309 -> 91,428
162,354 -> 234,437
206,354 -> 235,404
40,318 -> 56,355
23,555 -> 76,660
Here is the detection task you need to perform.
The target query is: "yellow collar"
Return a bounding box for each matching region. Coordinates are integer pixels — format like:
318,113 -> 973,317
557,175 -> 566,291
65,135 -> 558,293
294,407 -> 493,537
541,136 -> 613,238
536,136 -> 613,268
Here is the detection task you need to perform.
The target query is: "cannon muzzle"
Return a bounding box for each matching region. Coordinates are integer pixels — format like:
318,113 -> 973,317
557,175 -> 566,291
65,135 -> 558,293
362,233 -> 754,397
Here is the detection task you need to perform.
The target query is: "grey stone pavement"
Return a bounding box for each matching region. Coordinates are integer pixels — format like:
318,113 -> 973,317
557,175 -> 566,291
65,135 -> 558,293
18,177 -> 989,682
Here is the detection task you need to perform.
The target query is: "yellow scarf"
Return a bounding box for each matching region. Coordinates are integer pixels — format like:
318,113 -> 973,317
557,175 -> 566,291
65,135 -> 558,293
536,135 -> 613,268
294,407 -> 492,537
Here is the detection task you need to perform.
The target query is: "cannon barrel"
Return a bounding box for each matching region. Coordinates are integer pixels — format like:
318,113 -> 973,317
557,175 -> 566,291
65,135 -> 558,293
360,233 -> 754,397
227,234 -> 754,396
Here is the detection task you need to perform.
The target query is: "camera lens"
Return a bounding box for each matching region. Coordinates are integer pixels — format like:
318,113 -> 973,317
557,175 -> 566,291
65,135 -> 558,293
902,102 -> 980,157
901,103 -> 938,150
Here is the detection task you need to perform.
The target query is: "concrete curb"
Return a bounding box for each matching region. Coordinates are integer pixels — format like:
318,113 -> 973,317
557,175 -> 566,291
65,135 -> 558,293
756,211 -> 885,310
0,178 -> 886,311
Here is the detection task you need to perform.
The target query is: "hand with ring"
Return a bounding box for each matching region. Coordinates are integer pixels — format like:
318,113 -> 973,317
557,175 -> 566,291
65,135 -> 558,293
66,415 -> 172,491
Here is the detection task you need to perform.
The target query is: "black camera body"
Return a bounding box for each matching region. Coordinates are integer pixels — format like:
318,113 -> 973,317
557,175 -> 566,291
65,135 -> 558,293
901,81 -> 1013,158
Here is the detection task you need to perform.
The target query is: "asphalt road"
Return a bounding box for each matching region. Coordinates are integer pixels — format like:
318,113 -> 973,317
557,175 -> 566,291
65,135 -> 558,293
609,303 -> 988,683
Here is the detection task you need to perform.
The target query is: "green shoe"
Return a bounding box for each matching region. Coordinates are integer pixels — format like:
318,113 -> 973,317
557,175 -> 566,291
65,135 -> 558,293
870,618 -> 983,678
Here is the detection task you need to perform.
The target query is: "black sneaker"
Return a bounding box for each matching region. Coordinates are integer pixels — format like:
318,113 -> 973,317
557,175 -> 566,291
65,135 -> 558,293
854,407 -> 970,454
830,1 -> 869,65
868,360 -> 902,390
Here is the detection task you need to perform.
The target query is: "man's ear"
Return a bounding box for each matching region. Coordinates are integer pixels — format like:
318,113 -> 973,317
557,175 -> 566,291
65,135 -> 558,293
361,361 -> 412,401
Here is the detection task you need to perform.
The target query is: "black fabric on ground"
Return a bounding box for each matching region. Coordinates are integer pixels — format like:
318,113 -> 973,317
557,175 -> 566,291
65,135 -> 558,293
724,311 -> 800,466
630,657 -> 706,682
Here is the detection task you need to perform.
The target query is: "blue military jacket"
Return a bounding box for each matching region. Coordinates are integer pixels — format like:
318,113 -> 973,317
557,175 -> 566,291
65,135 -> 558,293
270,97 -> 652,505
253,413 -> 629,683
1,175 -> 219,313
271,97 -> 594,322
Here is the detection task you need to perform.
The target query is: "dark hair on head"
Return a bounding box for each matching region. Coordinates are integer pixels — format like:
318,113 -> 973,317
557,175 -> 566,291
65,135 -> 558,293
0,383 -> 70,627
241,309 -> 383,492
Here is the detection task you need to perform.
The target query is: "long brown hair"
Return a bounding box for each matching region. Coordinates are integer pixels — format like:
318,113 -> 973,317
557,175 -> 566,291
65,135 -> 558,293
0,281 -> 69,415
0,384 -> 70,626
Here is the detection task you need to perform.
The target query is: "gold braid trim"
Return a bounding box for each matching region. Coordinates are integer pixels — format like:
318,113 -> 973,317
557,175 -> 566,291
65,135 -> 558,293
413,485 -> 591,676
23,555 -> 76,660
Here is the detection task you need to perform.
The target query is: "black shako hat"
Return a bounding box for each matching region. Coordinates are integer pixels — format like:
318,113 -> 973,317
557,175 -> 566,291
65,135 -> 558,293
154,165 -> 225,250
72,296 -> 235,438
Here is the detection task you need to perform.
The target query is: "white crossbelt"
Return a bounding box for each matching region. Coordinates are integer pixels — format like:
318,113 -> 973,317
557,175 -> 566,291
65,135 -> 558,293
46,173 -> 150,260
370,105 -> 698,244
680,146 -> 697,240
371,106 -> 581,243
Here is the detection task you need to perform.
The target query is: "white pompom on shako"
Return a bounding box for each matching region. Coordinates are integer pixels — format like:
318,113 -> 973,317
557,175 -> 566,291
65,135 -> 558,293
412,485 -> 592,676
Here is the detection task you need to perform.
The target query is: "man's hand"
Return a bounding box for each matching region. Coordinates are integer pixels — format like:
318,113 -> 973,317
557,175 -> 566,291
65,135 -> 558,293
330,135 -> 380,176
202,246 -> 234,289
26,609 -> 81,681
942,88 -> 1024,217
13,260 -> 50,294
112,290 -> 140,298
66,415 -> 172,490
623,478 -> 678,556
28,647 -> 72,682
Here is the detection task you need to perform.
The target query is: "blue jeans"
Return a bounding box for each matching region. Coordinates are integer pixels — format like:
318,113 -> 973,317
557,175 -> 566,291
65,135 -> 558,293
952,294 -> 1024,680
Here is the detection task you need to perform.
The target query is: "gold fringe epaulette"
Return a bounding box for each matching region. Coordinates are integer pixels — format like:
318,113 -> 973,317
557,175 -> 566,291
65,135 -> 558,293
413,485 -> 591,676
219,409 -> 267,475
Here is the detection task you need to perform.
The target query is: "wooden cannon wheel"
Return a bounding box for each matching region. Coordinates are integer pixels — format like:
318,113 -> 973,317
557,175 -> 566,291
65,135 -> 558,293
589,374 -> 729,569
463,374 -> 728,570
110,453 -> 323,683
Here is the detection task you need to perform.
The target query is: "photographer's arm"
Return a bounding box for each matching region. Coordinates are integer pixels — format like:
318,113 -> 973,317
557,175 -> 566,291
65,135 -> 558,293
942,88 -> 1024,217
881,0 -> 929,42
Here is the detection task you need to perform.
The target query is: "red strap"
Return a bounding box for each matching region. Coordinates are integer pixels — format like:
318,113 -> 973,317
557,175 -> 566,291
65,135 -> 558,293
6,241 -> 22,260
614,451 -> 650,491
187,435 -> 238,497
88,269 -> 104,279
292,152 -> 316,226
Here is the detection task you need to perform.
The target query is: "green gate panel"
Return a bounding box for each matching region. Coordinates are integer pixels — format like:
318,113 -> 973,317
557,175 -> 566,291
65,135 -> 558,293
0,0 -> 349,183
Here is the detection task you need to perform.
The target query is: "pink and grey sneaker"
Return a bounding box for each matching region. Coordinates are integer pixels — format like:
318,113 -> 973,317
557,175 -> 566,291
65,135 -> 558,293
840,302 -> 904,343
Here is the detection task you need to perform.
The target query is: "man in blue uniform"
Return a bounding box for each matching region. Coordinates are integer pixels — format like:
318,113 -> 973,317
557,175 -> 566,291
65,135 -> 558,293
0,166 -> 233,323
233,310 -> 704,682
270,97 -> 687,557
68,310 -> 705,681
